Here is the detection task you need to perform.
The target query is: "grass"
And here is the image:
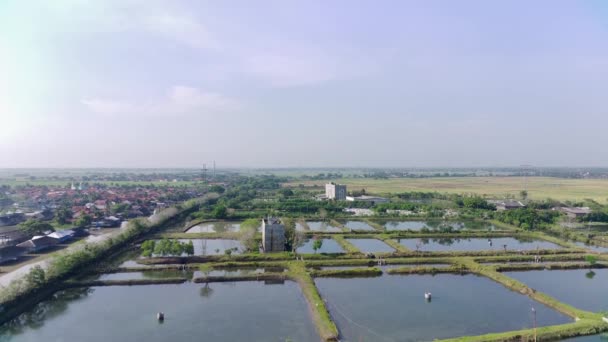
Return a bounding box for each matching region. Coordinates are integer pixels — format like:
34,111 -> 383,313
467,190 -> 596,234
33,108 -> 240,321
440,319 -> 608,342
285,176 -> 608,203
287,262 -> 339,341
310,267 -> 382,278
331,235 -> 360,253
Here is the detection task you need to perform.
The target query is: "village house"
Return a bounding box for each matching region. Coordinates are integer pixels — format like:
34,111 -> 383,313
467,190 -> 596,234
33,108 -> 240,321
489,200 -> 526,211
559,207 -> 592,219
0,246 -> 28,264
17,236 -> 59,253
47,229 -> 76,243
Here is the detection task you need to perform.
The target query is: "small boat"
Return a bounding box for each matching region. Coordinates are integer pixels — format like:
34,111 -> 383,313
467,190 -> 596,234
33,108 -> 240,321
424,292 -> 432,300
157,312 -> 165,321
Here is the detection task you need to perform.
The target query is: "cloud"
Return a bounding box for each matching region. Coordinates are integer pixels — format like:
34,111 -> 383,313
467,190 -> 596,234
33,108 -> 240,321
140,13 -> 218,50
82,86 -> 238,116
245,53 -> 338,87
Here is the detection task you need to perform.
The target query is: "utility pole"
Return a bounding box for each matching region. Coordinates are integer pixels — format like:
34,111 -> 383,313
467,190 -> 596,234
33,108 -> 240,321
531,306 -> 537,342
202,163 -> 208,183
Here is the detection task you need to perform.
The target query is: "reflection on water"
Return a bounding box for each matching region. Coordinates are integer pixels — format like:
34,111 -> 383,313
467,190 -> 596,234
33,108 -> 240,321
306,221 -> 342,232
505,269 -> 608,313
346,239 -> 395,253
399,237 -> 561,252
316,274 -> 570,341
186,222 -> 244,233
296,238 -> 344,254
342,221 -> 375,231
0,282 -> 318,342
382,220 -> 496,231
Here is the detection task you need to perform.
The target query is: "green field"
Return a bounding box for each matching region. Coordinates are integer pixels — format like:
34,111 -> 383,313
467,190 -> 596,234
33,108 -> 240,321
286,177 -> 608,203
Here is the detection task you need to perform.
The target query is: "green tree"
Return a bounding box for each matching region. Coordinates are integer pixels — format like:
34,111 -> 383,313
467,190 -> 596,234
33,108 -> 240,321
25,265 -> 46,288
520,190 -> 528,201
55,206 -> 73,225
585,255 -> 597,267
312,238 -> 323,253
184,240 -> 195,256
212,205 -> 228,219
75,214 -> 92,228
208,185 -> 225,194
224,248 -> 233,257
19,219 -> 54,236
141,240 -> 156,257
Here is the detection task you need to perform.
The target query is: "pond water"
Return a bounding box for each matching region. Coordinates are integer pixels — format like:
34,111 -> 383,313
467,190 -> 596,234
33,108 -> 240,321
295,222 -> 308,231
381,220 -> 496,231
186,221 -> 245,233
315,274 -> 571,341
505,269 -> 608,313
193,268 -> 273,278
306,221 -> 343,232
177,239 -> 243,256
317,264 -> 449,271
0,282 -> 318,342
572,241 -> 608,253
342,221 -> 376,231
562,334 -> 608,341
297,238 -> 344,254
398,237 -> 561,252
99,270 -> 193,281
346,239 -> 395,253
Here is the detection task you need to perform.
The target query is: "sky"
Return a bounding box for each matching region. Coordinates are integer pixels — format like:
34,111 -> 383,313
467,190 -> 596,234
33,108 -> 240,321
1,0 -> 608,168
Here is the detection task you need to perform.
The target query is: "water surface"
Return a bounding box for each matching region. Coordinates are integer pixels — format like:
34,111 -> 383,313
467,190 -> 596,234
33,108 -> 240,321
381,220 -> 495,231
572,242 -> 608,253
316,274 -> 571,341
399,237 -> 560,252
178,239 -> 243,256
505,269 -> 608,313
0,282 -> 318,342
186,221 -> 244,233
306,221 -> 342,232
343,221 -> 376,231
297,238 -> 344,254
346,239 -> 395,253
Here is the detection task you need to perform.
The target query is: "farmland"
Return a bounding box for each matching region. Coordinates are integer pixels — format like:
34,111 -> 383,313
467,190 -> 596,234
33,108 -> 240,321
285,177 -> 608,203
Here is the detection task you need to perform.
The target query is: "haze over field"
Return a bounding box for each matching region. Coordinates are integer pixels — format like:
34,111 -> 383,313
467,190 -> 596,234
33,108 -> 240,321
2,0 -> 608,168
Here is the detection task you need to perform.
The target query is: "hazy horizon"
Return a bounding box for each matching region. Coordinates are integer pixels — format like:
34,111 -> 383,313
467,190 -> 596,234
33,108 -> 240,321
2,0 -> 608,168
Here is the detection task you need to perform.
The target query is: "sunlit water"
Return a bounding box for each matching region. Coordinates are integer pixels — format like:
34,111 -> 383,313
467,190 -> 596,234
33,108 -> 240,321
346,239 -> 395,253
297,238 -> 344,254
0,282 -> 318,342
398,237 -> 561,252
315,274 -> 571,341
505,269 -> 608,313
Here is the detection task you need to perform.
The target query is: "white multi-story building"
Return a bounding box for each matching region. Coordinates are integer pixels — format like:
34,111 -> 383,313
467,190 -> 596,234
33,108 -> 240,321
325,182 -> 347,200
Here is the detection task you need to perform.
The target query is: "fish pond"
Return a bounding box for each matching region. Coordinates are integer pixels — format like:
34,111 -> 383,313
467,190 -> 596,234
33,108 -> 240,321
505,269 -> 608,313
178,239 -> 243,256
346,239 -> 395,253
342,221 -> 376,231
315,274 -> 571,341
381,220 -> 496,231
186,221 -> 251,233
572,241 -> 608,253
304,221 -> 343,232
0,282 -> 318,342
398,237 -> 561,252
297,238 -> 344,254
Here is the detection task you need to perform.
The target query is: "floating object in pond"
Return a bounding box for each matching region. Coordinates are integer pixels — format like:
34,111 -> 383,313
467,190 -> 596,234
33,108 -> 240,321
157,312 -> 164,321
424,292 -> 432,301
